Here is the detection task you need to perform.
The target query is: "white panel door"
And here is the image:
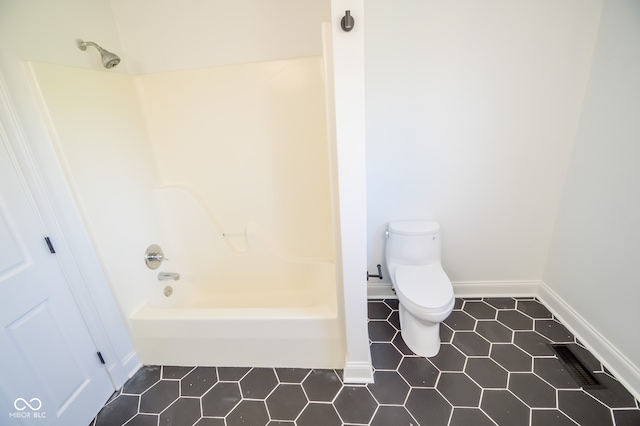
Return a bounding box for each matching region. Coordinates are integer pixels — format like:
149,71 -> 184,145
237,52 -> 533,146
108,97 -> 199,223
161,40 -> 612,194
0,128 -> 114,424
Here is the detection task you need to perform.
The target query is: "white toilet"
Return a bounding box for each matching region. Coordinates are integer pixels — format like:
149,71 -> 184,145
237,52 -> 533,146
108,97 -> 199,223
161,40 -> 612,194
385,221 -> 455,357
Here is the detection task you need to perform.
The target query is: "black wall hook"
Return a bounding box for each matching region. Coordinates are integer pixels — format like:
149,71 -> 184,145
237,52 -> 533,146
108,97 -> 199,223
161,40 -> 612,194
341,10 -> 355,32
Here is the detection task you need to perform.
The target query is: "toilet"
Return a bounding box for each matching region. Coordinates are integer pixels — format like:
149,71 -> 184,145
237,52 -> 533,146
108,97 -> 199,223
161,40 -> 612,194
385,221 -> 454,357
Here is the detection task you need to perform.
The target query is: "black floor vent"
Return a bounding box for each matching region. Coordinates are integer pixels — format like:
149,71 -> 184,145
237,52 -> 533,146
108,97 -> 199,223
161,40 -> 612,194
550,344 -> 604,389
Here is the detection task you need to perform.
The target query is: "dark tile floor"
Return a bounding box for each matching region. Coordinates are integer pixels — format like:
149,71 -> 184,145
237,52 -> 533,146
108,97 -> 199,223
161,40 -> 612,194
91,297 -> 640,426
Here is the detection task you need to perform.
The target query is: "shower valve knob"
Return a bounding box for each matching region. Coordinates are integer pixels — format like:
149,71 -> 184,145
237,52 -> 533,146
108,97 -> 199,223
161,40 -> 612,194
145,244 -> 167,269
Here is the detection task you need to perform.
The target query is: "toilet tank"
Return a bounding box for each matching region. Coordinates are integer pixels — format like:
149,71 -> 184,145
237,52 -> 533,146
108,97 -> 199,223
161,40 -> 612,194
385,221 -> 442,266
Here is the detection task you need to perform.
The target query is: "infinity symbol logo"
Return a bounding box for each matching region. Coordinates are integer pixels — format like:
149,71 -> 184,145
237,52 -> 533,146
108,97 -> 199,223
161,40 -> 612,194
14,398 -> 42,411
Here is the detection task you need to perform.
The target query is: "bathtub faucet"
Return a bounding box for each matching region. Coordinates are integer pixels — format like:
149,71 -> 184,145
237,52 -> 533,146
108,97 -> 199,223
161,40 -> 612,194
158,272 -> 180,281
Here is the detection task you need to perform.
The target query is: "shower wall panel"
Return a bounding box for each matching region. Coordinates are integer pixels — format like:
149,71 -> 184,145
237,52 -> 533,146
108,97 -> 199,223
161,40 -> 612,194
27,57 -> 337,343
137,57 -> 334,261
27,62 -> 163,321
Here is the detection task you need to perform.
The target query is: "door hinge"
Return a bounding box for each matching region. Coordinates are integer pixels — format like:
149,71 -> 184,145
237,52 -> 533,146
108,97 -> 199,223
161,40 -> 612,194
44,237 -> 56,254
97,351 -> 106,365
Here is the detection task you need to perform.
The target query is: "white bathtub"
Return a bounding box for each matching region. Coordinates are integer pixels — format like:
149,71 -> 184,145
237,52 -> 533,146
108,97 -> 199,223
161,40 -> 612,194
130,260 -> 344,368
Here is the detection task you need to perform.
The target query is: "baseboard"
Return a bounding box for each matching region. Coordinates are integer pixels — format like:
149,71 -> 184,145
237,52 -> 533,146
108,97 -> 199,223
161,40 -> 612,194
367,280 -> 540,299
452,280 -> 540,297
538,281 -> 640,401
123,351 -> 141,373
342,360 -> 374,384
366,282 -> 396,299
105,351 -> 140,389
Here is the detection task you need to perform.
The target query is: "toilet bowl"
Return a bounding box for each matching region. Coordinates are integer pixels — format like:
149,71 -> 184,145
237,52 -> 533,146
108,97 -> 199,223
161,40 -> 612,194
385,221 -> 454,357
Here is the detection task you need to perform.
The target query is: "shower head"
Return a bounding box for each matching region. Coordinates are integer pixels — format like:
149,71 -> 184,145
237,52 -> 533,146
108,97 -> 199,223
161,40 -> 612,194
76,39 -> 121,69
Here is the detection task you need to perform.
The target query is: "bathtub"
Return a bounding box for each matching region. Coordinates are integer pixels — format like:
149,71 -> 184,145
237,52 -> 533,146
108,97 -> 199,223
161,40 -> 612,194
130,252 -> 344,368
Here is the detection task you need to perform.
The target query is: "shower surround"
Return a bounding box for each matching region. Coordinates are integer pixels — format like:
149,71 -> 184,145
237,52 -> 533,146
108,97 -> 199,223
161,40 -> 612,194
26,54 -> 343,367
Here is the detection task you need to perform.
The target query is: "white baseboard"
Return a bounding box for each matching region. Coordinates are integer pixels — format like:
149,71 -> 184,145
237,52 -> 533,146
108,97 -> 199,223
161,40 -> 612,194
123,352 -> 141,377
367,280 -> 540,299
342,359 -> 374,384
538,281 -> 640,402
366,282 -> 396,299
366,279 -> 640,400
106,351 -> 140,389
452,280 -> 540,297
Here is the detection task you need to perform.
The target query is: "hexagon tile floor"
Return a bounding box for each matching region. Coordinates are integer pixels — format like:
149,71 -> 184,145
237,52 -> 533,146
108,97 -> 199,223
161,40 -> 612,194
91,297 -> 640,426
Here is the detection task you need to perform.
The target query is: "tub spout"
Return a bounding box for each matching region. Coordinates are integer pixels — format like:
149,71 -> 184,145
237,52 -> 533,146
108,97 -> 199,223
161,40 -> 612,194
158,272 -> 180,281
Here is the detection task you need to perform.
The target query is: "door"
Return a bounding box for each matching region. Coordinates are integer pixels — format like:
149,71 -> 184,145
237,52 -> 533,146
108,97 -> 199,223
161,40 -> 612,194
0,126 -> 114,425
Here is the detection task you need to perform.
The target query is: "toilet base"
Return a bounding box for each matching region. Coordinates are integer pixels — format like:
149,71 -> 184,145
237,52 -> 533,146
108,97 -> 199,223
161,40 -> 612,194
399,303 -> 442,357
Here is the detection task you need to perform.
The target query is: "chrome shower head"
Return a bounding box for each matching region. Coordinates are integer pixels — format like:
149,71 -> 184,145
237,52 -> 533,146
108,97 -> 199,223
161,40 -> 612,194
76,39 -> 121,69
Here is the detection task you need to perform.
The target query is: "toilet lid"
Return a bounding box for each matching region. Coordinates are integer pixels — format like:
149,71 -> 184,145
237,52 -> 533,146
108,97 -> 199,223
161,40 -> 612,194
395,265 -> 453,309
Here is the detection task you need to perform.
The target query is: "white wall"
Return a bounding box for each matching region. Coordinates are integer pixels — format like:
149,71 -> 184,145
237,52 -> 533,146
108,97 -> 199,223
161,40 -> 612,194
365,0 -> 603,283
110,0 -> 331,73
0,0 -> 127,73
329,1 -> 372,382
543,0 -> 640,387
